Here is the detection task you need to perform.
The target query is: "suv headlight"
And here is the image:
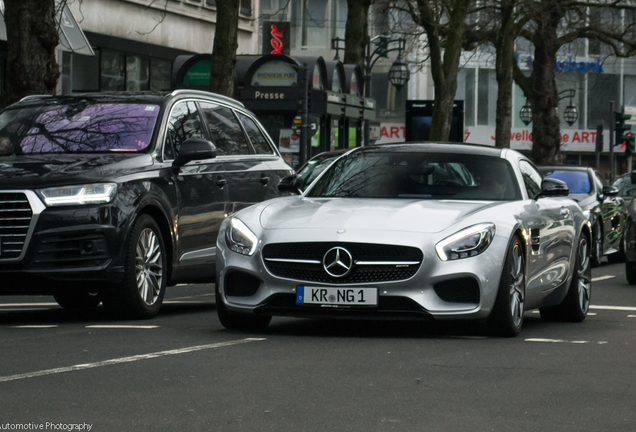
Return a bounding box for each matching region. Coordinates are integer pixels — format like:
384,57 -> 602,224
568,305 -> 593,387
38,183 -> 117,206
435,223 -> 496,261
225,218 -> 258,256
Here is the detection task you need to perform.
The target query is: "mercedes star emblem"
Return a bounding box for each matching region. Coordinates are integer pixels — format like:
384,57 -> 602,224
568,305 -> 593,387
323,247 -> 353,278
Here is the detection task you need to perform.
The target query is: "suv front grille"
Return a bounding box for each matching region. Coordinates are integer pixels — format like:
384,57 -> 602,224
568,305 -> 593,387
0,192 -> 33,260
262,242 -> 423,284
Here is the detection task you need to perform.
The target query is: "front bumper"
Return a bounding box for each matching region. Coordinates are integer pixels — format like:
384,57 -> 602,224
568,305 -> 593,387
216,228 -> 508,321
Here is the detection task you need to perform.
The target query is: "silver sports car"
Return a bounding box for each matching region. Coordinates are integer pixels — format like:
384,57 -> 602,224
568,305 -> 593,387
215,143 -> 592,336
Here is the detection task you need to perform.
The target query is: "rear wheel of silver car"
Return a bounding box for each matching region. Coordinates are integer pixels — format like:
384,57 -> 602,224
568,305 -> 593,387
103,214 -> 166,319
53,291 -> 101,310
590,223 -> 602,268
488,235 -> 525,337
215,279 -> 271,330
540,234 -> 591,322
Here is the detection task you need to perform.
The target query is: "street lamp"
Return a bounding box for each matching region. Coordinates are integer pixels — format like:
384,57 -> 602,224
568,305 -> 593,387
518,89 -> 579,127
332,35 -> 410,145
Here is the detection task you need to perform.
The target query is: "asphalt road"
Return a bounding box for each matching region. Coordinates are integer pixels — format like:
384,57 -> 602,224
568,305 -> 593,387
1,261 -> 635,432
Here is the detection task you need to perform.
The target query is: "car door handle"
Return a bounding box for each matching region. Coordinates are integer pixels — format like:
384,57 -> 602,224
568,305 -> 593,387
560,207 -> 571,218
260,176 -> 270,185
215,177 -> 227,188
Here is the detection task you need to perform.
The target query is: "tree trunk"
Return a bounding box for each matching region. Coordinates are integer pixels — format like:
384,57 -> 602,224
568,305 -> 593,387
527,7 -> 562,165
344,0 -> 372,74
494,3 -> 517,149
4,0 -> 60,106
210,0 -> 240,97
427,0 -> 470,141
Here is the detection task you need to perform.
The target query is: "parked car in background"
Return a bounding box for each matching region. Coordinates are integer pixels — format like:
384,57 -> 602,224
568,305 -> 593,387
613,172 -> 636,205
622,171 -> 636,284
540,166 -> 626,267
0,90 -> 292,318
216,143 -> 591,337
295,149 -> 348,191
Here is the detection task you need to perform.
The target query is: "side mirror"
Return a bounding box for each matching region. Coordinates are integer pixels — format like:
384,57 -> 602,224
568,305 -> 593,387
278,174 -> 302,193
630,170 -> 636,185
172,139 -> 217,168
602,185 -> 619,197
538,177 -> 569,198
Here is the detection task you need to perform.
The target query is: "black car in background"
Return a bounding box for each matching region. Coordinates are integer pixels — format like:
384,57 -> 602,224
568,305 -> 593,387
613,172 -> 636,205
295,149 -> 348,191
0,90 -> 292,318
540,166 -> 626,267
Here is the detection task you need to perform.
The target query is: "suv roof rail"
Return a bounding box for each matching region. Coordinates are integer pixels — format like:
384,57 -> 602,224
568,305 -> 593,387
170,89 -> 245,108
18,95 -> 53,103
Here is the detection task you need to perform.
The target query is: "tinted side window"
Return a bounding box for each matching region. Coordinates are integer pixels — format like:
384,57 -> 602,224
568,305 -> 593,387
237,113 -> 275,155
199,102 -> 250,156
519,160 -> 542,199
164,101 -> 206,160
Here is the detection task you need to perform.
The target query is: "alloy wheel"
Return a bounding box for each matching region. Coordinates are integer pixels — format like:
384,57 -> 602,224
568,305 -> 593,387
577,237 -> 591,314
509,243 -> 525,327
135,228 -> 163,306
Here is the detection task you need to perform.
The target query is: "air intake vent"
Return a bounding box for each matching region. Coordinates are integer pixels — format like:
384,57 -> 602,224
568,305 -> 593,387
0,192 -> 33,260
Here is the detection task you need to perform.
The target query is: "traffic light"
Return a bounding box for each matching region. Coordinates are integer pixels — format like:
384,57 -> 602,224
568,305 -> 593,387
621,131 -> 635,156
615,110 -> 632,146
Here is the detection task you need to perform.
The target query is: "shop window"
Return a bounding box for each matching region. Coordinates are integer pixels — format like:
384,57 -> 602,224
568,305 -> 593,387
241,0 -> 252,16
101,50 -> 126,91
126,55 -> 150,91
477,69 -> 497,126
587,74 -> 619,130
199,102 -> 250,156
71,52 -> 99,92
237,112 -> 275,154
150,58 -> 172,91
513,84 -> 528,129
456,69 -> 475,127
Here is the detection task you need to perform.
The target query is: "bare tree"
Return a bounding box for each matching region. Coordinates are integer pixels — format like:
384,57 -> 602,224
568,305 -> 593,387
513,0 -> 636,164
3,0 -> 60,106
210,0 -> 241,96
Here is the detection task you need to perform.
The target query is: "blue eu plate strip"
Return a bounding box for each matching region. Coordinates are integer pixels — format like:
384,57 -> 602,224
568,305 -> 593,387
296,286 -> 305,303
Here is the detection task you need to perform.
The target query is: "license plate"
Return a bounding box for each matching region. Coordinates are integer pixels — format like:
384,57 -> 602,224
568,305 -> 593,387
296,286 -> 377,306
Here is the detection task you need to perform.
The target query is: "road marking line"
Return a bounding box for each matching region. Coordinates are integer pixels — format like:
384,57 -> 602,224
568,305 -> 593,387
531,311 -> 596,315
590,305 -> 636,311
12,325 -> 59,328
592,275 -> 616,282
0,303 -> 57,307
85,325 -> 159,329
525,338 -> 607,344
163,300 -> 209,304
0,338 -> 266,383
628,315 -> 636,318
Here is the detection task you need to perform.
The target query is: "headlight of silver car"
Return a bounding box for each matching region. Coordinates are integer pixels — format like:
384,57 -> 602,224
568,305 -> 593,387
225,218 -> 258,256
38,183 -> 117,206
435,223 -> 496,261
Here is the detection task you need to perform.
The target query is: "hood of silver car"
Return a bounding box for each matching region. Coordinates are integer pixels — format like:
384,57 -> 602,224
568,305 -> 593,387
259,197 -> 498,234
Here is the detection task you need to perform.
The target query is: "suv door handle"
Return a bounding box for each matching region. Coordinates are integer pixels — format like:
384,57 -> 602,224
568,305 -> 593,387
260,175 -> 270,185
215,177 -> 227,188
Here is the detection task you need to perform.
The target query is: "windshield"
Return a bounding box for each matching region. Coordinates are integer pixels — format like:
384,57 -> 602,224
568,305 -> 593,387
0,101 -> 160,156
297,153 -> 343,190
306,150 -> 521,200
543,170 -> 591,194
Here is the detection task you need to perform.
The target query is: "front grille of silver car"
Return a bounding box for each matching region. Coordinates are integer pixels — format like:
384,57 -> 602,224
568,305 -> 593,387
262,242 -> 423,284
0,192 -> 33,260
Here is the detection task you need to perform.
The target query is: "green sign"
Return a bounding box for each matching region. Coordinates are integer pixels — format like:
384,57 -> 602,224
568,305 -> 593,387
311,126 -> 321,147
348,127 -> 357,148
183,60 -> 211,87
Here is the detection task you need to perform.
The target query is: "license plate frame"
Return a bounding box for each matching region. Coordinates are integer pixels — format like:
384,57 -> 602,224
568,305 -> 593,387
296,286 -> 378,307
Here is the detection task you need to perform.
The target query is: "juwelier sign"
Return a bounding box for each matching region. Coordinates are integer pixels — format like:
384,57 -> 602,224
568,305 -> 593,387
515,55 -> 605,73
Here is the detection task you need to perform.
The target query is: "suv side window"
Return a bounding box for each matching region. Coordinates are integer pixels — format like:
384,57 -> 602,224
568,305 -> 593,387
199,102 -> 250,156
519,160 -> 543,199
237,112 -> 275,155
163,101 -> 206,160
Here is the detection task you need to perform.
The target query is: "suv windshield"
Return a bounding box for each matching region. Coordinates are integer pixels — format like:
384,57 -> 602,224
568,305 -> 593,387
0,101 -> 160,155
306,150 -> 521,200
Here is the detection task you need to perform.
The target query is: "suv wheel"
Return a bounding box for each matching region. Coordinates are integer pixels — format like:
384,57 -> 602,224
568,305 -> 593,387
103,214 -> 166,319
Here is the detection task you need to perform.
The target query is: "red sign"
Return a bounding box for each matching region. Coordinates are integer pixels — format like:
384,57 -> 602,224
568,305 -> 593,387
270,25 -> 283,55
262,22 -> 290,56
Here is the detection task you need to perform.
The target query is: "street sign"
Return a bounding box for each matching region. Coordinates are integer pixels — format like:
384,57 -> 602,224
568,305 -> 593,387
625,106 -> 636,125
291,114 -> 318,138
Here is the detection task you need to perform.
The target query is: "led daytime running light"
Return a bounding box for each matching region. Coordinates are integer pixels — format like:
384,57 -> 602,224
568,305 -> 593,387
226,218 -> 258,256
435,223 -> 496,261
39,183 -> 117,206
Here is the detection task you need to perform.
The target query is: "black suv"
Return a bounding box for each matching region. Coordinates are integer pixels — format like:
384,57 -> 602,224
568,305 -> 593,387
0,90 -> 292,318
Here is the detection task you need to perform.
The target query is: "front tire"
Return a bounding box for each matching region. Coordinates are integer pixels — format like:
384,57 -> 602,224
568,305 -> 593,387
216,280 -> 271,330
102,214 -> 167,319
540,234 -> 591,322
488,235 -> 525,337
626,261 -> 636,285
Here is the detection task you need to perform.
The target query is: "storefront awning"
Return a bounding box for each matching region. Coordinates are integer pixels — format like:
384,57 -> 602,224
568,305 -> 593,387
0,0 -> 94,56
